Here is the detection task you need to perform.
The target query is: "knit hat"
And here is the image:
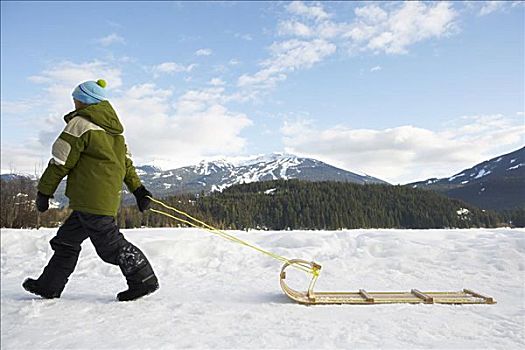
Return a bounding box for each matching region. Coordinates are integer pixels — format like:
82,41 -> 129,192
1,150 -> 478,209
72,79 -> 107,105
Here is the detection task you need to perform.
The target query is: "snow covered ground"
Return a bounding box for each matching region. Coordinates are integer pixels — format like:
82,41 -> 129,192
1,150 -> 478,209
1,227 -> 524,349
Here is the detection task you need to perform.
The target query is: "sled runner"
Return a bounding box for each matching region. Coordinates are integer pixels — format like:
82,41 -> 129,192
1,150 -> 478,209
279,259 -> 496,305
148,198 -> 497,306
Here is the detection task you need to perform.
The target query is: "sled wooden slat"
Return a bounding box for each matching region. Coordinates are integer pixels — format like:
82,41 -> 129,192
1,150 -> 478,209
463,289 -> 495,304
411,289 -> 433,303
359,289 -> 374,302
280,259 -> 496,305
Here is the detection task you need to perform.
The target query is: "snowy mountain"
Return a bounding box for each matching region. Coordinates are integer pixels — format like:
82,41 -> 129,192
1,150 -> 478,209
410,147 -> 525,210
0,154 -> 387,207
134,153 -> 387,198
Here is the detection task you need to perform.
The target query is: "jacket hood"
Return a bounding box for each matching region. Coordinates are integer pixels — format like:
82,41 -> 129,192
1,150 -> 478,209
64,101 -> 123,134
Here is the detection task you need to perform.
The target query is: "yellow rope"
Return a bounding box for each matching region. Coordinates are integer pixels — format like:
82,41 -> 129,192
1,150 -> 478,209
147,196 -> 317,275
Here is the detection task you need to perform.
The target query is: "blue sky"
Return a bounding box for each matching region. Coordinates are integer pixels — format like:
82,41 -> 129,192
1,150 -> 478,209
1,1 -> 524,183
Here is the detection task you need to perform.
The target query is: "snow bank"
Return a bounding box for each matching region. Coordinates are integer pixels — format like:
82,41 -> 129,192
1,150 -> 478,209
1,228 -> 524,349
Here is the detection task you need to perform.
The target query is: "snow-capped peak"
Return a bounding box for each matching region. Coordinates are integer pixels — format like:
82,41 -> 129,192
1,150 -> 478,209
136,165 -> 163,174
130,153 -> 387,196
235,153 -> 299,167
408,146 -> 524,211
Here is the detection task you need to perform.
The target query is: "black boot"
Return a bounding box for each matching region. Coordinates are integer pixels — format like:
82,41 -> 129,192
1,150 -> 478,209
117,275 -> 159,301
116,244 -> 159,301
22,278 -> 61,299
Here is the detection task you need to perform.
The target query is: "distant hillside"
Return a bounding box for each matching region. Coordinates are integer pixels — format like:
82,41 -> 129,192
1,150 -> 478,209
410,147 -> 525,210
0,174 -> 33,181
128,180 -> 502,230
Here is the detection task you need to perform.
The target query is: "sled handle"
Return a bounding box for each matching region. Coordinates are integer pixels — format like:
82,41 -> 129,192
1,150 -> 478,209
280,259 -> 322,302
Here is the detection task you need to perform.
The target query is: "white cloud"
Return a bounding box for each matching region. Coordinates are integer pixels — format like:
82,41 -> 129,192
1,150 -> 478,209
152,62 -> 196,77
281,114 -> 525,184
229,59 -> 241,66
98,33 -> 125,47
195,48 -> 212,56
315,20 -> 347,39
29,61 -> 122,88
5,59 -> 253,174
370,65 -> 382,72
347,2 -> 458,54
266,39 -> 336,71
175,87 -> 226,115
233,2 -> 339,97
237,68 -> 287,90
113,85 -> 253,169
1,139 -> 49,175
240,1 -> 458,99
278,2 -> 458,55
479,1 -> 506,16
238,39 -> 336,90
278,20 -> 313,37
209,78 -> 226,86
26,61 -> 122,123
0,100 -> 41,114
286,1 -> 329,21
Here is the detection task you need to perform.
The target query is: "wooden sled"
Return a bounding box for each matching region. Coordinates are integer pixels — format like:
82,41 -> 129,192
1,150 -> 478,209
280,259 -> 496,305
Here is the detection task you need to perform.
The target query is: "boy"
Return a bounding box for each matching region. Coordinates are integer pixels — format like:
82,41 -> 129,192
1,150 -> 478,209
23,79 -> 159,301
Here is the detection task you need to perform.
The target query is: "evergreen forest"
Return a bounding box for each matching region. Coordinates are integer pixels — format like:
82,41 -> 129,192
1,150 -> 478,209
2,178 -> 521,230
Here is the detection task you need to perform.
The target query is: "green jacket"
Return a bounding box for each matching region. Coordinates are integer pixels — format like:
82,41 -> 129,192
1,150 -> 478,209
38,101 -> 142,216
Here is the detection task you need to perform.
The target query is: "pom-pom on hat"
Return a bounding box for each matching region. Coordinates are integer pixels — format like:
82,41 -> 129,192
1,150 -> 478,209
72,79 -> 107,105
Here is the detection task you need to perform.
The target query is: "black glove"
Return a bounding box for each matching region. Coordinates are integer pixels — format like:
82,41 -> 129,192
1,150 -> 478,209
36,192 -> 50,213
133,186 -> 152,212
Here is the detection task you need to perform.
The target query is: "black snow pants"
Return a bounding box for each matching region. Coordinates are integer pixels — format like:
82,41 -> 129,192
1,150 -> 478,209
36,211 -> 157,295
